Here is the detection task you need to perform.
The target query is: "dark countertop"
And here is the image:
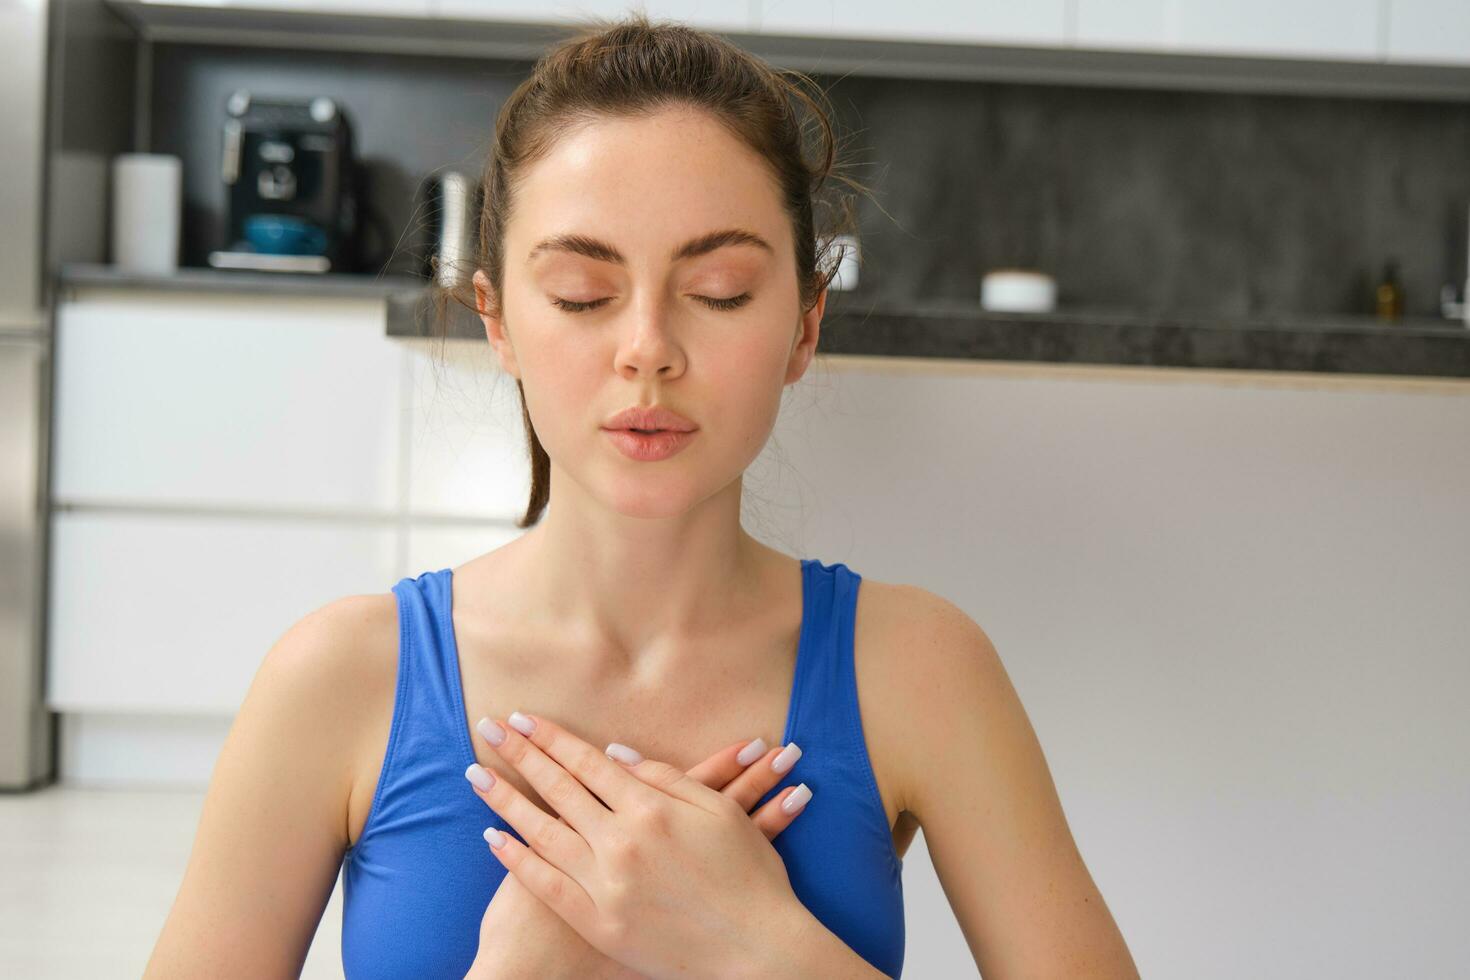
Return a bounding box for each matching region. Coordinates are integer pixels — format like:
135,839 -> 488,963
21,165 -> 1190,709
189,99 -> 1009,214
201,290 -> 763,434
57,263 -> 1470,381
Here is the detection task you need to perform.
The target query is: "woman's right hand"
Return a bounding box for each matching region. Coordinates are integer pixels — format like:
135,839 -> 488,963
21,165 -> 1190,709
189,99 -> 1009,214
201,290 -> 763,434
463,732 -> 810,980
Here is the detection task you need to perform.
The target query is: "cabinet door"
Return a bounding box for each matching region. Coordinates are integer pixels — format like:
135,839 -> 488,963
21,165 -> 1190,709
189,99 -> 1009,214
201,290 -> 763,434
45,509 -> 399,714
135,0 -> 436,16
1385,0 -> 1470,66
432,0 -> 754,32
1166,0 -> 1380,60
759,0 -> 1067,47
53,289 -> 406,513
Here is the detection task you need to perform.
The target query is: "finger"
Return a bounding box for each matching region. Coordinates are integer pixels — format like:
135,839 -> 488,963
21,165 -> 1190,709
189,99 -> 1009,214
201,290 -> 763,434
482,824 -> 598,940
476,713 -> 623,837
718,741 -> 803,814
606,746 -> 722,811
749,782 -> 813,840
685,736 -> 769,789
464,759 -> 595,876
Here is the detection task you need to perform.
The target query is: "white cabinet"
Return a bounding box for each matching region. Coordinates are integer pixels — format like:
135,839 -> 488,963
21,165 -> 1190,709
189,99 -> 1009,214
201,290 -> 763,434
759,0 -> 1067,47
46,508 -> 399,713
1385,0 -> 1470,66
53,288 -> 405,513
1075,0 -> 1381,60
431,0 -> 754,32
47,285 -> 535,738
135,0 -> 435,16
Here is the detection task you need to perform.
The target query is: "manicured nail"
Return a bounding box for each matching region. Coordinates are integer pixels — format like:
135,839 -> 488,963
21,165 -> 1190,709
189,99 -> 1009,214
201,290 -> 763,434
771,742 -> 802,774
781,783 -> 812,814
477,717 -> 506,746
484,827 -> 506,849
605,742 -> 643,765
508,711 -> 536,736
736,737 -> 767,767
465,763 -> 495,791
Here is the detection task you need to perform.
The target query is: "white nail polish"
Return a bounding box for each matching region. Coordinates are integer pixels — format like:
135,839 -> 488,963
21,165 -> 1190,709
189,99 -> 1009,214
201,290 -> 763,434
736,737 -> 767,767
782,783 -> 812,814
484,827 -> 506,849
771,742 -> 802,774
508,711 -> 536,736
477,717 -> 506,746
605,742 -> 643,765
464,763 -> 495,791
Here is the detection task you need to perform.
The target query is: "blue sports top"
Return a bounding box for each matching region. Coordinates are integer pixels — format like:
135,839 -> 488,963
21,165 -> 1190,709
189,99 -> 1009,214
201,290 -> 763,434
340,557 -> 906,978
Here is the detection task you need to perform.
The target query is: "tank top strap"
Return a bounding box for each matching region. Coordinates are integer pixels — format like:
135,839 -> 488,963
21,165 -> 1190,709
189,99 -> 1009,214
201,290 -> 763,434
360,567 -> 476,832
392,567 -> 467,726
785,558 -> 865,753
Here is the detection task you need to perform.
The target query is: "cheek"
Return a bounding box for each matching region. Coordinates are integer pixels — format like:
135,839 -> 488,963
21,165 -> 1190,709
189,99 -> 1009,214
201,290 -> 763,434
706,333 -> 792,452
511,334 -> 601,449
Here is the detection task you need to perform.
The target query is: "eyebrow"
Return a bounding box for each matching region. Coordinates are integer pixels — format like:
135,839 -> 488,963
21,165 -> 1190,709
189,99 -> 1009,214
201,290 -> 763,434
527,227 -> 774,265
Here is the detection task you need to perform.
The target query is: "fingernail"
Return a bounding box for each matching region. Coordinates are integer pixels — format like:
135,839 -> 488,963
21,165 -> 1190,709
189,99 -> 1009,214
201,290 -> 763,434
508,711 -> 536,736
605,742 -> 643,765
782,783 -> 812,814
465,762 -> 495,791
771,742 -> 802,774
484,827 -> 506,849
736,737 -> 767,767
477,717 -> 506,746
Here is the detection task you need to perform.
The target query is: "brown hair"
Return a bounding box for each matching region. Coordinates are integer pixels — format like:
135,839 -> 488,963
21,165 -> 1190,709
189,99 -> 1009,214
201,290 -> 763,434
429,12 -> 870,529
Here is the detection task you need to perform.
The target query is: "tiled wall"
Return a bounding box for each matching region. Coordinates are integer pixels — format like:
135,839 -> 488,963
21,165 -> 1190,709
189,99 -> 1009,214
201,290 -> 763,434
151,42 -> 1470,319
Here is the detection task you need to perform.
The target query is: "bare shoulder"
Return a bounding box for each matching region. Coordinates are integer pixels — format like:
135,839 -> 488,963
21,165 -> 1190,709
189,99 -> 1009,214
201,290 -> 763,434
264,592 -> 400,729
853,577 -> 1007,816
250,590 -> 401,842
854,579 -> 1140,975
143,590 -> 401,977
290,591 -> 401,846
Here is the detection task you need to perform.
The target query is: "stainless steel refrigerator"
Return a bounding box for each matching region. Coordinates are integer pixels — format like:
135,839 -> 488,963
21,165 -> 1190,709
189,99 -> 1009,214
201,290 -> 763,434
0,0 -> 54,790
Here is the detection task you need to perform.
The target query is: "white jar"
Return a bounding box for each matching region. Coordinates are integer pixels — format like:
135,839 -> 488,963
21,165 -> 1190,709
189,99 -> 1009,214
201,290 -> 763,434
111,153 -> 182,274
981,269 -> 1056,313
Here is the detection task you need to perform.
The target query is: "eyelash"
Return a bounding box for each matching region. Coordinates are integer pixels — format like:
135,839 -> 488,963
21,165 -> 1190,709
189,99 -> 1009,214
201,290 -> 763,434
550,293 -> 752,314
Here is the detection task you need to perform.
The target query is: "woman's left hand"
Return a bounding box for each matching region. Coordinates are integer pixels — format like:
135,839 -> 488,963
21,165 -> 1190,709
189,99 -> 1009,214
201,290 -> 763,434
474,709 -> 813,980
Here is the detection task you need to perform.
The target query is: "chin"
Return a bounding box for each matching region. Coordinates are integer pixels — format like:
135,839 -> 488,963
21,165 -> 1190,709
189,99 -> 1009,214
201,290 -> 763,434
598,467 -> 724,521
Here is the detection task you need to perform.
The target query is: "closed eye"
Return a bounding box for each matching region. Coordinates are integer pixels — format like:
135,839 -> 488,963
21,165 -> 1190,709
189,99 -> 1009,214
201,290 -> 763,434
700,293 -> 752,311
550,293 -> 752,314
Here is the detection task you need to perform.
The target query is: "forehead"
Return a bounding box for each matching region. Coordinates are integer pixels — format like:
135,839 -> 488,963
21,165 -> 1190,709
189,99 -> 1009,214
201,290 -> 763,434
510,108 -> 789,263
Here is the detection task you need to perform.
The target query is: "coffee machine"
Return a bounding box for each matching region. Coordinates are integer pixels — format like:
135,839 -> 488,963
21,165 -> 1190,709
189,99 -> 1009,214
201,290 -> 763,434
209,91 -> 361,273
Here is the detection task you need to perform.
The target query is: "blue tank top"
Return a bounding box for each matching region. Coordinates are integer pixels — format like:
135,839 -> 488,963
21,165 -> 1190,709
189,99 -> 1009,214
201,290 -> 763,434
340,557 -> 905,977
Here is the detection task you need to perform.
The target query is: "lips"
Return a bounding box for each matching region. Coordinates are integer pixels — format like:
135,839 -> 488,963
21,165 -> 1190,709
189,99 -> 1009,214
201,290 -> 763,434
603,404 -> 697,432
605,427 -> 697,461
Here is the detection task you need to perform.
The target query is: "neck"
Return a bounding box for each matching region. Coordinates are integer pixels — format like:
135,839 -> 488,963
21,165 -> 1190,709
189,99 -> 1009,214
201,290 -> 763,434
498,463 -> 784,672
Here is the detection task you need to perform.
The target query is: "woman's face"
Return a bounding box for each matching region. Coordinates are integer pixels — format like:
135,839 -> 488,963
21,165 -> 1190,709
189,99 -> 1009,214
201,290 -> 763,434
475,105 -> 823,520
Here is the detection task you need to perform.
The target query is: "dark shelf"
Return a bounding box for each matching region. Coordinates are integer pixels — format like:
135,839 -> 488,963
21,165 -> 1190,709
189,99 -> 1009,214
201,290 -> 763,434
389,279 -> 1470,381
56,263 -> 1470,380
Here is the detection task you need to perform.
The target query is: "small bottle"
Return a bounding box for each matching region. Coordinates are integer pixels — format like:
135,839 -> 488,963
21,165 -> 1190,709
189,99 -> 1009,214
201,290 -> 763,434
1375,259 -> 1404,323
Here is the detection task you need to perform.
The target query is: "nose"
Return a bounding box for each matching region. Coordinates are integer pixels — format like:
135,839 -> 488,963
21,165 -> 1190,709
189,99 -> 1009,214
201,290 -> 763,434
612,298 -> 687,380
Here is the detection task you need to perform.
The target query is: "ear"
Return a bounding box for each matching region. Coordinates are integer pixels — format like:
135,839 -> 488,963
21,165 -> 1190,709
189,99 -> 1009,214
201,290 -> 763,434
473,268 -> 520,379
785,283 -> 825,385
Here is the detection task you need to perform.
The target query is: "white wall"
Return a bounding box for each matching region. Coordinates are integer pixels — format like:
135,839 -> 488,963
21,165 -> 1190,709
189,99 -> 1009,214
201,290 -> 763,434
768,356 -> 1470,978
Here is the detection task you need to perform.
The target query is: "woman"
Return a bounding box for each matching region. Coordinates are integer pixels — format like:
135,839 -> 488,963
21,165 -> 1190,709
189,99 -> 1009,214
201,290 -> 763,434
145,14 -> 1138,979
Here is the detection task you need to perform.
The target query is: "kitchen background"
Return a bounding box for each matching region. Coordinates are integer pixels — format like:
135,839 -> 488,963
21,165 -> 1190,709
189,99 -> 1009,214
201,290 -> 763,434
153,45 -> 1470,319
4,0 -> 1469,978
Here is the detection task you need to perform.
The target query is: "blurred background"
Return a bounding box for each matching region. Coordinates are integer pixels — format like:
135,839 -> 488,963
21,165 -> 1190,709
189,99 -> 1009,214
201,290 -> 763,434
2,1 -> 1469,977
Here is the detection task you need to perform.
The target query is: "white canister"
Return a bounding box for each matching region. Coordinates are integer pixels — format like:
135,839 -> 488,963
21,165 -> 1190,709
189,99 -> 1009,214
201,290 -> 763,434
111,153 -> 182,274
826,233 -> 860,291
981,269 -> 1056,313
